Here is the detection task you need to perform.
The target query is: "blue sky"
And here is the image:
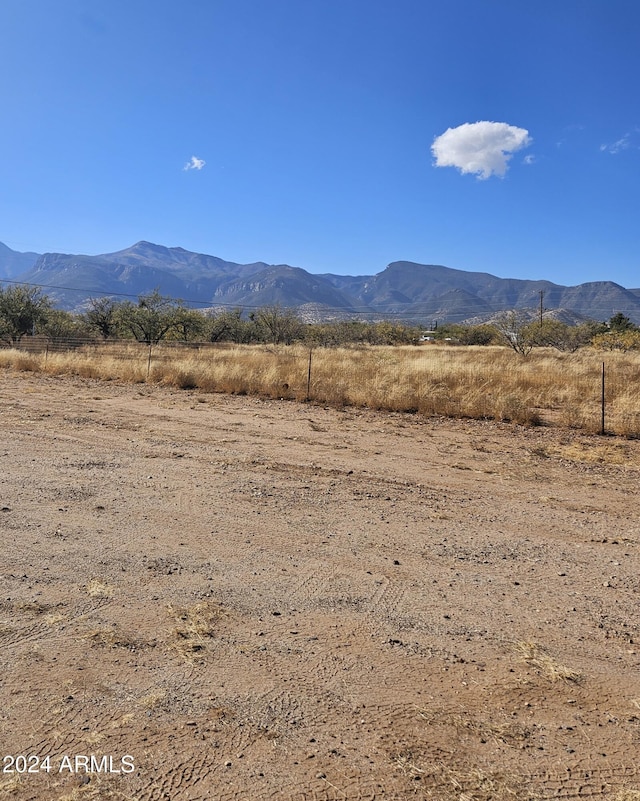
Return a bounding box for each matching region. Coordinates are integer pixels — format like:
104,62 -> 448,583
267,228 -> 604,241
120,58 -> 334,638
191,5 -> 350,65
1,0 -> 640,287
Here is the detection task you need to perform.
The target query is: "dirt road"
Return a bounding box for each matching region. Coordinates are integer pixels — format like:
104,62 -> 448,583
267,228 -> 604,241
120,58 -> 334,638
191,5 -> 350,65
0,369 -> 639,800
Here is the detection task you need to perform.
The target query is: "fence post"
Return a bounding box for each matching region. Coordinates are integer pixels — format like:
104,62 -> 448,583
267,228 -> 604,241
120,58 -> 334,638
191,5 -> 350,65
306,347 -> 313,401
600,361 -> 605,435
147,342 -> 153,379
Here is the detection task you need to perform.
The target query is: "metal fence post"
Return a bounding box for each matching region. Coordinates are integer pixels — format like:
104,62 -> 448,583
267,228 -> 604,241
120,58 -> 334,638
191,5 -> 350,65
601,361 -> 605,435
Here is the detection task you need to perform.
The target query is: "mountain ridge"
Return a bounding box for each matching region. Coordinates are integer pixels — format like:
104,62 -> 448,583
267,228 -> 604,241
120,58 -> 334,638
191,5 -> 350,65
2,240 -> 640,324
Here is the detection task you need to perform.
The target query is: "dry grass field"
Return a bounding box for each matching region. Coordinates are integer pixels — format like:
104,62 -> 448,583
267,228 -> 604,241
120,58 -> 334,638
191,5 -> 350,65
1,341 -> 639,436
1,366 -> 640,800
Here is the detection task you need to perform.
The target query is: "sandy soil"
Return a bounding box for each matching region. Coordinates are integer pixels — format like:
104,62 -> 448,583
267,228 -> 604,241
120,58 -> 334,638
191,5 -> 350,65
0,369 -> 639,801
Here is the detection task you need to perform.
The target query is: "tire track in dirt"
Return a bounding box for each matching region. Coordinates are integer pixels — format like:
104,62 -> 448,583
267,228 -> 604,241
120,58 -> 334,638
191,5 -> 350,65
134,753 -> 222,801
417,763 -> 640,800
0,596 -> 114,650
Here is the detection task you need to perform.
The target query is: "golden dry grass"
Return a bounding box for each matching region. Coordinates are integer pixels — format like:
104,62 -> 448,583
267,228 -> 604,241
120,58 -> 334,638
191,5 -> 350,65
514,641 -> 583,683
166,600 -> 226,662
423,764 -> 536,801
85,578 -> 115,598
2,341 -> 640,436
57,779 -> 137,801
138,688 -> 168,709
417,705 -> 532,747
80,625 -> 144,651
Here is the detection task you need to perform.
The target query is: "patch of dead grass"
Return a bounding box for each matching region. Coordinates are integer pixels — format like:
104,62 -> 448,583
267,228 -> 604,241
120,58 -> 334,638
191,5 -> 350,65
57,778 -> 137,801
419,762 -> 536,801
553,440 -> 633,465
446,769 -> 535,801
44,612 -> 67,625
0,774 -> 23,795
81,625 -> 148,651
14,600 -> 53,615
166,600 -> 227,662
515,641 -> 583,683
138,688 -> 168,709
417,706 -> 532,747
4,342 -> 640,436
86,578 -> 115,598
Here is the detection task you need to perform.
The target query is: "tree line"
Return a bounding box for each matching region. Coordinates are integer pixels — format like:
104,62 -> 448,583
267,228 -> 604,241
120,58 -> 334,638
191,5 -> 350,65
0,284 -> 639,352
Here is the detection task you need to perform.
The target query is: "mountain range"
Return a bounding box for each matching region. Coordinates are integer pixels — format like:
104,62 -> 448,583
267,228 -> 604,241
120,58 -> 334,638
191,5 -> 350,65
2,240 -> 640,325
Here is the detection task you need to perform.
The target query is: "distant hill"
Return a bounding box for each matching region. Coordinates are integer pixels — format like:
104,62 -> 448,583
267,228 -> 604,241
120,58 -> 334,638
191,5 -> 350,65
3,240 -> 640,324
0,242 -> 40,279
321,261 -> 640,324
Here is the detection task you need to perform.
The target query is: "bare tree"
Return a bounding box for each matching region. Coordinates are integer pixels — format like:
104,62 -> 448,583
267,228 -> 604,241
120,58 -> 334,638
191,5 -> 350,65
493,311 -> 534,356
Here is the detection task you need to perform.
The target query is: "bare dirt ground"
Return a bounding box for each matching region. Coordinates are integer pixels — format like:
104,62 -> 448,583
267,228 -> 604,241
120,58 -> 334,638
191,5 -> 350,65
1,369 -> 640,801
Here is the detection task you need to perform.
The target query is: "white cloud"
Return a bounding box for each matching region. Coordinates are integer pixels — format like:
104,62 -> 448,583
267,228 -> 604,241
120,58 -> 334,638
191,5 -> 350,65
184,155 -> 206,171
600,134 -> 631,154
523,154 -> 536,165
431,121 -> 532,179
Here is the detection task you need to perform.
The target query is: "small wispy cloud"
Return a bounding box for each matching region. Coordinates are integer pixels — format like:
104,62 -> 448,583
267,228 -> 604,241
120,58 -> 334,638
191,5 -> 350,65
523,154 -> 536,165
184,155 -> 206,171
600,134 -> 632,155
431,121 -> 532,179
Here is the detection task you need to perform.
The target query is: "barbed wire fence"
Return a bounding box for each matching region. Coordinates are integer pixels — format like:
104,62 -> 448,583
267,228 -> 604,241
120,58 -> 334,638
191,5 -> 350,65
3,336 -> 638,438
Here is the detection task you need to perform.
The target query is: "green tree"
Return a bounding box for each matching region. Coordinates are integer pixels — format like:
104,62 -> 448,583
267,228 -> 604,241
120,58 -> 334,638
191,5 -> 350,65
608,312 -> 636,332
170,307 -> 206,341
206,308 -> 259,343
0,285 -> 51,344
527,318 -> 603,352
39,309 -> 89,342
115,291 -> 187,344
83,297 -> 120,339
457,324 -> 499,346
256,305 -> 304,345
365,321 -> 421,345
592,329 -> 640,352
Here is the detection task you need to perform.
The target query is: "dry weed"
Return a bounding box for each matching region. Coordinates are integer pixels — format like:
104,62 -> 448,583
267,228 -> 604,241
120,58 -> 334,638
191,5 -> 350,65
14,600 -> 52,615
45,612 -> 67,625
167,600 -> 226,661
417,706 -> 531,747
81,625 -> 144,651
426,763 -> 536,801
138,689 -> 167,709
3,341 -> 640,436
86,579 -> 115,598
57,778 -> 136,801
392,751 -> 425,777
515,641 -> 583,683
554,440 -> 632,465
0,774 -> 23,795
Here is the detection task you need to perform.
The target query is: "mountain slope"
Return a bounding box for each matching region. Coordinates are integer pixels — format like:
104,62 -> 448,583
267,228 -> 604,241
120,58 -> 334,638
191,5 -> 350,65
0,242 -> 40,279
5,240 -> 640,323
